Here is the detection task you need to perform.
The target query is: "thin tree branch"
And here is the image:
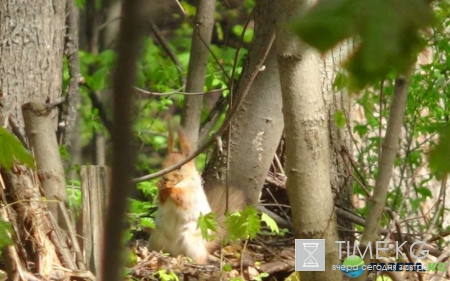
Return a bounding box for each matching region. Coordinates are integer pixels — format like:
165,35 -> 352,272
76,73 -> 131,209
229,8 -> 255,94
84,88 -> 112,135
149,21 -> 184,87
356,74 -> 410,281
133,86 -> 224,96
198,94 -> 228,145
8,116 -> 28,148
378,79 -> 384,163
98,16 -> 122,32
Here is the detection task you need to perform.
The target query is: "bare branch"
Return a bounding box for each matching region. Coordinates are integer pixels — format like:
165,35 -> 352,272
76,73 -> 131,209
133,86 -> 224,97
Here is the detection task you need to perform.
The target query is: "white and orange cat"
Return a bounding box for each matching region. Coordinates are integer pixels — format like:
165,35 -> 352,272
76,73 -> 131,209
148,127 -> 244,264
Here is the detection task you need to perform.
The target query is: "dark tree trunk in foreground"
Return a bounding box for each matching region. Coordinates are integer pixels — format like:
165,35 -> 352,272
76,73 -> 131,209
101,1 -> 148,280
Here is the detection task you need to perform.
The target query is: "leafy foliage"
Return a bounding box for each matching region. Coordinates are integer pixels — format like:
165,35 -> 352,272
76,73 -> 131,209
67,179 -> 82,216
0,127 -> 35,170
225,206 -> 261,240
0,219 -> 14,248
155,270 -> 179,281
260,213 -> 279,234
197,212 -> 218,241
429,127 -> 450,179
68,0 -> 256,237
290,0 -> 434,90
348,1 -> 450,233
333,110 -> 346,128
64,0 -> 450,266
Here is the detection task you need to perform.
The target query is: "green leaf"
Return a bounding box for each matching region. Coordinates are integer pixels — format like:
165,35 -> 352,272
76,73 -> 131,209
232,25 -> 254,44
429,127 -> 450,179
261,213 -> 279,234
156,270 -> 179,281
98,50 -> 117,67
354,124 -> 368,138
197,212 -> 217,241
333,110 -> 346,128
222,264 -> 233,272
416,187 -> 432,199
332,72 -> 348,91
0,127 -> 35,170
409,198 -> 421,212
89,67 -> 109,91
225,206 -> 260,240
290,0 -> 357,52
290,0 -> 434,90
0,219 -> 14,248
140,217 -> 155,229
136,181 -> 158,198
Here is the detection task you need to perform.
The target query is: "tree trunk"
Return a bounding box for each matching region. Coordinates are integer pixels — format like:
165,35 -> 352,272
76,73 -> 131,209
0,0 -> 68,227
0,0 -> 92,278
203,0 -> 284,205
101,1 -> 147,280
320,45 -> 354,241
0,0 -> 66,127
181,0 -> 216,148
22,103 -> 68,227
276,0 -> 342,280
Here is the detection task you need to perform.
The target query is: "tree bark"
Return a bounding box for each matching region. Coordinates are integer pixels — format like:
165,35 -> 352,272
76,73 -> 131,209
81,166 -> 109,275
0,0 -> 66,129
203,0 -> 283,205
320,44 -> 354,241
22,103 -> 68,227
62,0 -> 80,146
276,0 -> 342,280
0,0 -> 83,278
181,0 -> 217,148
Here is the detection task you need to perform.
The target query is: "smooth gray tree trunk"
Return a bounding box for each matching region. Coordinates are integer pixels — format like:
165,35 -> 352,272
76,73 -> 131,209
204,0 -> 284,205
276,0 -> 342,280
181,0 -> 217,148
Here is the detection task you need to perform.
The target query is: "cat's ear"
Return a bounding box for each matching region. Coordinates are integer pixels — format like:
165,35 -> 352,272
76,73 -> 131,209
177,128 -> 192,156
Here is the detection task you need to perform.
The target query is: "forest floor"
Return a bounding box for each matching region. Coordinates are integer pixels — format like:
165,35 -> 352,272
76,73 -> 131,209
129,238 -> 295,281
